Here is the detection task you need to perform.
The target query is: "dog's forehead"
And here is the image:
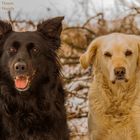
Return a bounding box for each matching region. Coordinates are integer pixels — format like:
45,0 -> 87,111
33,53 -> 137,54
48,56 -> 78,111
5,31 -> 44,45
100,34 -> 138,52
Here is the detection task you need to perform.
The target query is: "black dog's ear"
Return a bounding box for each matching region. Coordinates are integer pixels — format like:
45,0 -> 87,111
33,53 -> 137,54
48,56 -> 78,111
37,16 -> 64,38
0,21 -> 12,56
0,20 -> 12,39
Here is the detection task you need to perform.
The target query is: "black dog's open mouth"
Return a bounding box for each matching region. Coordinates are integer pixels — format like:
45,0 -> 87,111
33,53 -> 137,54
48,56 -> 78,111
14,75 -> 30,91
13,70 -> 36,92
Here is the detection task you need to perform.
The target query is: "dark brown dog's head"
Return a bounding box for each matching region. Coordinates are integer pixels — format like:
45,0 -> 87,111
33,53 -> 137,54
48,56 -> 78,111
0,17 -> 64,92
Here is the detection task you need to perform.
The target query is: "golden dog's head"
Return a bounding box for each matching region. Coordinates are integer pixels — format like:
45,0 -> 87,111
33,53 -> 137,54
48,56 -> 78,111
80,33 -> 140,84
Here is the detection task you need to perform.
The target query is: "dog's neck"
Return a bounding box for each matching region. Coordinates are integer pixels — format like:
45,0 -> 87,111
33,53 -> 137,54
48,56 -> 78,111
93,68 -> 140,97
0,75 -> 63,102
0,76 -> 65,118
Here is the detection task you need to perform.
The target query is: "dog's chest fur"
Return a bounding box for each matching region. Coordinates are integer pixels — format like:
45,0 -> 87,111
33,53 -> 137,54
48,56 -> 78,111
88,73 -> 140,140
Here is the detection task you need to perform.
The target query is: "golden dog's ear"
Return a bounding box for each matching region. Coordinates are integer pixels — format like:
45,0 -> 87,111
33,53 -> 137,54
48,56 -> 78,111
80,38 -> 99,69
137,43 -> 140,69
135,35 -> 140,69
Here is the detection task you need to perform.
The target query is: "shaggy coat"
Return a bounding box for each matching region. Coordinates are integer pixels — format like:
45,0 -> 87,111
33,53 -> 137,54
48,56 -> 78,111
0,17 -> 69,140
80,33 -> 140,140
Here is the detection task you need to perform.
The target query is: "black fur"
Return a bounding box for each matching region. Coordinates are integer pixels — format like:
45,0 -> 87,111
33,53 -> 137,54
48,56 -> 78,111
0,17 -> 69,140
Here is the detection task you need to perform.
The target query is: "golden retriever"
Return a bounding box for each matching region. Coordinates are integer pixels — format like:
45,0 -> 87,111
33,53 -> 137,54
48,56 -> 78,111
80,33 -> 140,140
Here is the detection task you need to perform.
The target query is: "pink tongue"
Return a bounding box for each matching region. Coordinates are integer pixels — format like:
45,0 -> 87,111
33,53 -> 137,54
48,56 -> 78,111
15,78 -> 27,89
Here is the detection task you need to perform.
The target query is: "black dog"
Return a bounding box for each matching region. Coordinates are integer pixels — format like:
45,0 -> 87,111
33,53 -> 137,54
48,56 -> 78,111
0,17 -> 69,140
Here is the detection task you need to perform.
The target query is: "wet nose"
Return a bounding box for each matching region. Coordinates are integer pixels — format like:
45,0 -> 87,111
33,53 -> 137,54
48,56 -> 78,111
114,67 -> 126,77
14,62 -> 27,74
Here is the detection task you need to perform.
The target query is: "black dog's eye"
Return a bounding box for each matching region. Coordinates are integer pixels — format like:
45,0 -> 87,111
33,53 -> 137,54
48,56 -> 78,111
8,47 -> 17,54
27,42 -> 40,55
32,47 -> 39,53
125,50 -> 132,56
104,52 -> 112,57
8,41 -> 20,55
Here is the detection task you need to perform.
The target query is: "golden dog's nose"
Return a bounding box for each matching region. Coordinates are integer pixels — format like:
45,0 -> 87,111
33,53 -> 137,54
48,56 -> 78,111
114,67 -> 126,77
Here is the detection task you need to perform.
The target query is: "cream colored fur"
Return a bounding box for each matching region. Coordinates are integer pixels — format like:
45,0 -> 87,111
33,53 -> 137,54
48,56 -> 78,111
80,33 -> 140,140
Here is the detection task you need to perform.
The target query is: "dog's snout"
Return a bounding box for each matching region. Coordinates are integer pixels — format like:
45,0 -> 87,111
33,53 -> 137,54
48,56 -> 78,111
114,67 -> 126,77
14,62 -> 27,73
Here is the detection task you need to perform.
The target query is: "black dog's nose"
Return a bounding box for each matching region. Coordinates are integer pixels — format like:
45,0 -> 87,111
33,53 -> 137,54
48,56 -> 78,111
14,62 -> 27,73
114,67 -> 126,77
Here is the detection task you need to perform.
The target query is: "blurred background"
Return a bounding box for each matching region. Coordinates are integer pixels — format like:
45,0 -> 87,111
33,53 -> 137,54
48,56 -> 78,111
1,0 -> 140,139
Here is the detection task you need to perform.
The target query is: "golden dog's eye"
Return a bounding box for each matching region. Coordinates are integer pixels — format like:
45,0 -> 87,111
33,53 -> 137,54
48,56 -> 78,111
125,50 -> 132,56
104,52 -> 112,57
